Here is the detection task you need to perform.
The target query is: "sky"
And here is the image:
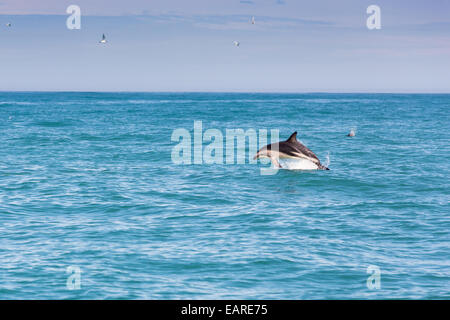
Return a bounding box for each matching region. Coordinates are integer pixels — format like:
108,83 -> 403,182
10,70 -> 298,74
0,0 -> 449,92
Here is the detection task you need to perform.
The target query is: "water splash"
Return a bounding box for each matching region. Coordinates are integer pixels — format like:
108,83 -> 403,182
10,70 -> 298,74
324,152 -> 331,168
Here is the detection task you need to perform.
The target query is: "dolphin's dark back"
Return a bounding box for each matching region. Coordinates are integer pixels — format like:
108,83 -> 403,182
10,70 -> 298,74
283,132 -> 321,164
285,132 -> 329,170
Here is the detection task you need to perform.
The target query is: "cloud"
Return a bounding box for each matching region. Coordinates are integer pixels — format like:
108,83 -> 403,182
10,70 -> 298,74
138,13 -> 333,31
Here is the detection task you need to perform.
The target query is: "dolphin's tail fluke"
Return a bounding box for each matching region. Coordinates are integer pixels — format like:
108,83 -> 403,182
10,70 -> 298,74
318,164 -> 330,170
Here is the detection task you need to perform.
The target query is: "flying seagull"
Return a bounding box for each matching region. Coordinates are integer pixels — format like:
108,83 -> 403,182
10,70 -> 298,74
99,34 -> 107,44
251,16 -> 255,25
233,41 -> 240,47
6,23 -> 11,27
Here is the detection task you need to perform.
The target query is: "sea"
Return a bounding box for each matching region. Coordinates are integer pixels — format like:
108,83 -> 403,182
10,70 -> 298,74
0,92 -> 449,299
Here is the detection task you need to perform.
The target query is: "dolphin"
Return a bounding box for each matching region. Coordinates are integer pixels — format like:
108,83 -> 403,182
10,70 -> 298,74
253,131 -> 329,170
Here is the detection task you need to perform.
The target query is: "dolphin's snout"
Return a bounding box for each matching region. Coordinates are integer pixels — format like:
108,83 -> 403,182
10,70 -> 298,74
254,150 -> 269,160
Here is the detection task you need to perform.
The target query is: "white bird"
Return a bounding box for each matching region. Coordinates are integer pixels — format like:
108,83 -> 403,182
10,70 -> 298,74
99,34 -> 107,44
347,129 -> 356,137
233,41 -> 240,47
251,16 -> 255,25
6,23 -> 11,27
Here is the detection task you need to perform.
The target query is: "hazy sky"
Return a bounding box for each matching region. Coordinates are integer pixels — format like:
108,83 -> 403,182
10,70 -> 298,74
0,0 -> 449,92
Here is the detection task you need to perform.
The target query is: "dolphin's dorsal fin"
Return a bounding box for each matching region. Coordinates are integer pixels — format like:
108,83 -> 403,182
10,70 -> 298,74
287,131 -> 298,142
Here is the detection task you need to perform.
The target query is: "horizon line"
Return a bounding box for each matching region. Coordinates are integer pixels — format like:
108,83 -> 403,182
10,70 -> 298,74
1,90 -> 450,95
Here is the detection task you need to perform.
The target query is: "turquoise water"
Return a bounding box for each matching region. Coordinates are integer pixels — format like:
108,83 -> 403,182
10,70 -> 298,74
0,92 -> 449,299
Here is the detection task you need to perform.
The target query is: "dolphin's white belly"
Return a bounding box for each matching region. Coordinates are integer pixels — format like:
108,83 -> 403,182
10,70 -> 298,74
279,158 -> 319,170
